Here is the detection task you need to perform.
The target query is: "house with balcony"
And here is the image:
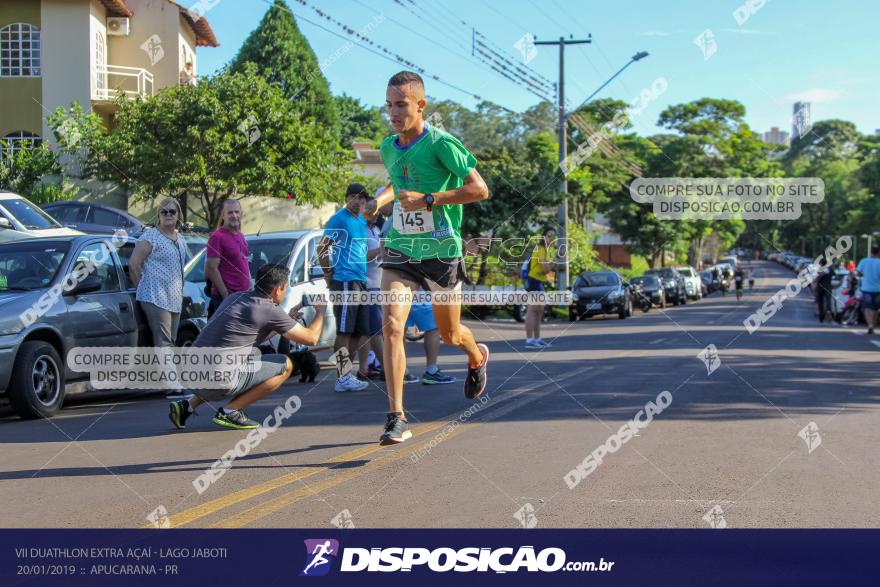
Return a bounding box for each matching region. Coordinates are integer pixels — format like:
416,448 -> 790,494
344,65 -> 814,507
0,0 -> 218,156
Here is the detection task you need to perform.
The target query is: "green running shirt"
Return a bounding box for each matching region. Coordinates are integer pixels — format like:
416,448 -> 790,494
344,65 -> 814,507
379,123 -> 477,260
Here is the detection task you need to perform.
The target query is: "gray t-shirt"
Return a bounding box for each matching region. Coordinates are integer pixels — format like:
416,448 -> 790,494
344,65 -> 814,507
194,291 -> 296,350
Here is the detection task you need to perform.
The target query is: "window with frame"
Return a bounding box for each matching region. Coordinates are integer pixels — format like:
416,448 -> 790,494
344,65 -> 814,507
0,23 -> 41,77
1,131 -> 41,159
95,31 -> 106,91
72,242 -> 120,292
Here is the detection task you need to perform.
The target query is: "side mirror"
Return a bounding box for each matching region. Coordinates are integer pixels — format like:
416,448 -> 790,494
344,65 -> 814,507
64,274 -> 103,296
0,217 -> 12,229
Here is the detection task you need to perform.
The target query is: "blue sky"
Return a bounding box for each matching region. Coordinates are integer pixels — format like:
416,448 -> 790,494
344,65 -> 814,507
197,0 -> 880,138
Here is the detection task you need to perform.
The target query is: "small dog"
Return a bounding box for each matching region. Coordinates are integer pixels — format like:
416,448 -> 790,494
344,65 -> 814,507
289,349 -> 320,383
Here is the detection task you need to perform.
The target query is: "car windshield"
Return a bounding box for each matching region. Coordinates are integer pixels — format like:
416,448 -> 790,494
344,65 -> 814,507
633,276 -> 660,287
677,268 -> 694,277
577,273 -> 617,287
184,237 -> 298,284
0,241 -> 70,290
248,238 -> 297,277
1,198 -> 60,230
647,268 -> 675,279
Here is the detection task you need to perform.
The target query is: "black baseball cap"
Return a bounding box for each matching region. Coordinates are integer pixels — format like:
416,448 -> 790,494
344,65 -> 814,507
345,183 -> 371,199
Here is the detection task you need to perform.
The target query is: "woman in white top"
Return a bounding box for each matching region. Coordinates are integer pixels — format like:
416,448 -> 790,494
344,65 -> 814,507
129,197 -> 189,348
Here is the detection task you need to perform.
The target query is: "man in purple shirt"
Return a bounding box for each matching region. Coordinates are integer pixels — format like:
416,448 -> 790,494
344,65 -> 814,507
206,199 -> 251,318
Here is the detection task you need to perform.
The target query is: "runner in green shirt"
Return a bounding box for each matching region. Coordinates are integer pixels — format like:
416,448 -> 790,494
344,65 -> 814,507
366,70 -> 490,446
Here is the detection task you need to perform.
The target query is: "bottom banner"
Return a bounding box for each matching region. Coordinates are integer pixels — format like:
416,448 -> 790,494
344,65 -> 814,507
0,529 -> 874,585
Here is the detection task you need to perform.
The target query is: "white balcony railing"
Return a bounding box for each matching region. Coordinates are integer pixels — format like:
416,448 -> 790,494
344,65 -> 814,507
93,64 -> 154,101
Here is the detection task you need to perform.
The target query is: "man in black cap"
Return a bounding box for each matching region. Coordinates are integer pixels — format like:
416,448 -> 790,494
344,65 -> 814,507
316,183 -> 373,392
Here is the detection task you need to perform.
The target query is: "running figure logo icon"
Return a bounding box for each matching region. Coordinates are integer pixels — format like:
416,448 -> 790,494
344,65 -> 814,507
300,539 -> 339,577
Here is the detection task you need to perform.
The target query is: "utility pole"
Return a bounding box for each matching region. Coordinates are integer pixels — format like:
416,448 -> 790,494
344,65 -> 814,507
534,35 -> 591,291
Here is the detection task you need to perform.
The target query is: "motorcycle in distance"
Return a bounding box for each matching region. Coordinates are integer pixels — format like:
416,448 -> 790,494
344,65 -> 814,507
630,282 -> 653,313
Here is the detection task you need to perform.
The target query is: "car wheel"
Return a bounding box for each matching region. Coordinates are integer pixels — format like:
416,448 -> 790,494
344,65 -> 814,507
8,341 -> 66,419
176,327 -> 198,347
680,292 -> 687,305
511,305 -> 527,323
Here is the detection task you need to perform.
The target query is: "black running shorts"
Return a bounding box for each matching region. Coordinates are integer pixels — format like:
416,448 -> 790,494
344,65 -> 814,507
380,249 -> 466,291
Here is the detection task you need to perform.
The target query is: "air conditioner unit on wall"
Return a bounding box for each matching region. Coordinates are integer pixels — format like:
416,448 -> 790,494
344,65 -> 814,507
107,17 -> 130,36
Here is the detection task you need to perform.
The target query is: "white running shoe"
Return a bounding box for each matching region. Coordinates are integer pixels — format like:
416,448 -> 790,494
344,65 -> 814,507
535,338 -> 552,348
335,373 -> 369,392
525,339 -> 543,350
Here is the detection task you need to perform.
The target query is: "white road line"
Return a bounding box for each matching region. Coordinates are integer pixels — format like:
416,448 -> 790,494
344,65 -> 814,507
648,338 -> 667,345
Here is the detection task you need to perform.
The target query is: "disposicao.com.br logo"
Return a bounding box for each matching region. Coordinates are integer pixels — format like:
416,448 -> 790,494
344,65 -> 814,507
301,541 -> 614,574
300,539 -> 339,577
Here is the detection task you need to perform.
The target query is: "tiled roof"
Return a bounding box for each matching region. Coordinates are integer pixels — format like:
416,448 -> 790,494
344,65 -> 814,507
99,0 -> 133,17
172,1 -> 221,47
96,0 -> 219,47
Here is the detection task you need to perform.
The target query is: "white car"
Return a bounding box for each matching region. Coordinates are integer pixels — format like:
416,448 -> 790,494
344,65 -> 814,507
0,192 -> 83,242
674,266 -> 703,300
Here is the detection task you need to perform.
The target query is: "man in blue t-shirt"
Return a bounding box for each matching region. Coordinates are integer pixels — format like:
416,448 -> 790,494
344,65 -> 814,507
317,183 -> 372,392
857,244 -> 880,335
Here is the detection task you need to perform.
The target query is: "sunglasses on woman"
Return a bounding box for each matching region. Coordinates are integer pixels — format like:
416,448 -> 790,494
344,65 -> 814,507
160,208 -> 178,216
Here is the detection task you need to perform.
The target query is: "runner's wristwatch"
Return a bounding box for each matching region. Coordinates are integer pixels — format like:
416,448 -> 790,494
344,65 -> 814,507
424,193 -> 434,212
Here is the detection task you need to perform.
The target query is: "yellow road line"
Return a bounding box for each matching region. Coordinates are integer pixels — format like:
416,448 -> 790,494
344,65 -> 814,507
158,364 -> 594,529
214,386 -> 559,528
211,429 -> 448,528
154,420 -> 449,528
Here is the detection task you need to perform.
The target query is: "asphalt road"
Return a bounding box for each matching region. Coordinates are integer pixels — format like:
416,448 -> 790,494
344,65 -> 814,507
2,260 -> 878,529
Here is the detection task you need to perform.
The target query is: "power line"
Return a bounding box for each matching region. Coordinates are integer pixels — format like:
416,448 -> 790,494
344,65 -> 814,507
265,0 -> 484,101
408,0 -> 555,92
392,0 -> 470,50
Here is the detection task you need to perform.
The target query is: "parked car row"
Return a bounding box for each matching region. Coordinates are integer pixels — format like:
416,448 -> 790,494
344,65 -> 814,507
569,264 -> 706,321
1,192 -> 210,258
0,228 -> 335,420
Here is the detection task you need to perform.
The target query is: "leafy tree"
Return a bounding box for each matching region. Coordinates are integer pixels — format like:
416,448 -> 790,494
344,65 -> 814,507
335,94 -> 389,149
520,101 -> 557,136
646,98 -> 777,265
0,140 -> 61,202
462,131 -> 560,283
230,0 -> 339,141
46,101 -> 105,178
424,99 -> 520,152
598,136 -> 681,266
50,65 -> 346,227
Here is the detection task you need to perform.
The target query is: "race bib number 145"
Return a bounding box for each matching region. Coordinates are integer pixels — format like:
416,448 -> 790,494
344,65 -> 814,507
392,202 -> 435,234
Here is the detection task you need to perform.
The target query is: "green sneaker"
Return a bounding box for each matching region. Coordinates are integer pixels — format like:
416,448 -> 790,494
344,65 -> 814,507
212,408 -> 259,430
168,400 -> 193,430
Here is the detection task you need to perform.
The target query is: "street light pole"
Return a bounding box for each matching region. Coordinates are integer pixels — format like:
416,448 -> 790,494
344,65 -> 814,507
534,35 -> 592,292
568,51 -> 649,118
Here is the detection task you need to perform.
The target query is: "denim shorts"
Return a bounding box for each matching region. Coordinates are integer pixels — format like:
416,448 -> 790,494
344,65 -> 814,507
862,291 -> 880,311
523,277 -> 546,292
406,302 -> 437,332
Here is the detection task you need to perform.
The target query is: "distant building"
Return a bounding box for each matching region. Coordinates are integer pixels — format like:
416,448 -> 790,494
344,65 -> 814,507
589,213 -> 631,268
763,127 -> 790,146
350,141 -> 388,182
0,0 -> 219,157
792,101 -> 812,141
